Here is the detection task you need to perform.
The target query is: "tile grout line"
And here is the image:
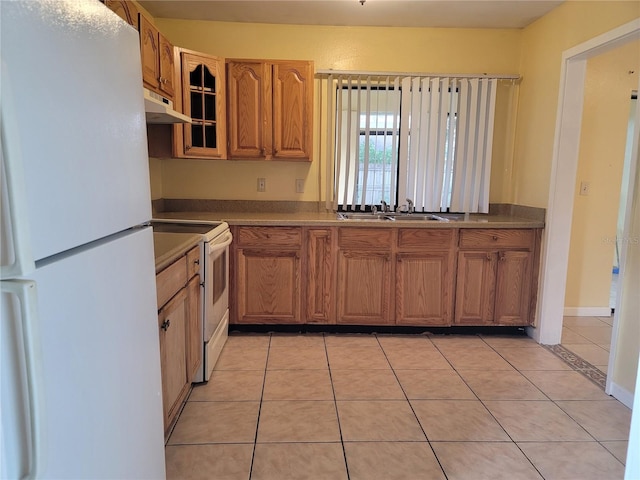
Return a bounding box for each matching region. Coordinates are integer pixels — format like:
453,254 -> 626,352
323,333 -> 352,480
247,334 -> 272,480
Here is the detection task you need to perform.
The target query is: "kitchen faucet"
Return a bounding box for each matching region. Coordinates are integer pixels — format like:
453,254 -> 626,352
406,198 -> 414,213
380,200 -> 390,213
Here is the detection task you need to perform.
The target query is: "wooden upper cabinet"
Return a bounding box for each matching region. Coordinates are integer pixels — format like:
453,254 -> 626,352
158,32 -> 176,98
226,61 -> 271,159
272,62 -> 314,161
104,0 -> 139,30
139,13 -> 175,100
174,51 -> 227,159
226,59 -> 314,161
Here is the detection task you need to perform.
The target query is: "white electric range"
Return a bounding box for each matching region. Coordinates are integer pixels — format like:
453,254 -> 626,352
152,219 -> 232,382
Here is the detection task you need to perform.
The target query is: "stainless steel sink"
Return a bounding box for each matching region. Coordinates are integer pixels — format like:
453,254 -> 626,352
336,212 -> 452,222
336,212 -> 388,220
385,213 -> 450,222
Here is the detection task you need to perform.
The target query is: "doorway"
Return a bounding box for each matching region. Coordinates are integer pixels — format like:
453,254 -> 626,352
533,19 -> 640,409
560,46 -> 639,377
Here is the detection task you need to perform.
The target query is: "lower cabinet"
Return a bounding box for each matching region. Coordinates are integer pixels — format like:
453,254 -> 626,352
396,252 -> 454,326
395,228 -> 457,326
454,229 -> 538,326
229,225 -> 540,328
232,226 -> 302,324
336,228 -> 393,325
156,246 -> 201,439
158,288 -> 189,434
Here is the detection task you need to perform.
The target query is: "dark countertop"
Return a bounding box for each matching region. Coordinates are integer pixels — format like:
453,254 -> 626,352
153,210 -> 544,229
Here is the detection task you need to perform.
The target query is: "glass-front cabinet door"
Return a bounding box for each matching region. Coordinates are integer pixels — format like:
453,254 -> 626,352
175,52 -> 226,159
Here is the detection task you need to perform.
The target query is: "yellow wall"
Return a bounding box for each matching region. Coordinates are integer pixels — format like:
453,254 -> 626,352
513,1 -> 640,208
150,20 -> 522,202
565,40 -> 640,309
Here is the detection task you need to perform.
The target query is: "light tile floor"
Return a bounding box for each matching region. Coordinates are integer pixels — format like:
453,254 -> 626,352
562,315 -> 613,373
165,333 -> 631,480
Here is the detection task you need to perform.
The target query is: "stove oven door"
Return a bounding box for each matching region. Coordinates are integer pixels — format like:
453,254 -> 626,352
204,230 -> 232,344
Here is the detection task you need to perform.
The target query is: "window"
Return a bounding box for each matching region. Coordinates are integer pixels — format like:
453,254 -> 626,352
325,74 -> 499,214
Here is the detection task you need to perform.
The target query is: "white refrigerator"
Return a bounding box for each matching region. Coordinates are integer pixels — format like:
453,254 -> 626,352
1,1 -> 166,478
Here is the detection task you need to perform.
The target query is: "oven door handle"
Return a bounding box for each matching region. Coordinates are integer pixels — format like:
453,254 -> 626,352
206,232 -> 233,254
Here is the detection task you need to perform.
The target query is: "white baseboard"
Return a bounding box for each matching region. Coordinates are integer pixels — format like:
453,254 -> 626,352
607,381 -> 634,409
563,306 -> 611,317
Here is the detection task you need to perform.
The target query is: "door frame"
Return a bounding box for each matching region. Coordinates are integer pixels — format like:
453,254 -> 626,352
532,19 -> 640,364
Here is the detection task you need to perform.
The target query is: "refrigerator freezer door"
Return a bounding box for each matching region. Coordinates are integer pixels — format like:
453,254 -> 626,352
5,227 -> 165,479
0,1 -> 152,262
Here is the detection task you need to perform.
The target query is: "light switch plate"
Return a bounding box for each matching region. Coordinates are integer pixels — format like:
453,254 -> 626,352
295,178 -> 304,193
579,181 -> 590,196
257,178 -> 266,192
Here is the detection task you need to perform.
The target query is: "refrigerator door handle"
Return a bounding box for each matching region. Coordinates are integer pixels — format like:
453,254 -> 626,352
1,280 -> 44,480
0,67 -> 36,279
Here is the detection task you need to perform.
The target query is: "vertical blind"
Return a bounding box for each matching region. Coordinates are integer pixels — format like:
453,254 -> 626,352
319,72 -> 507,213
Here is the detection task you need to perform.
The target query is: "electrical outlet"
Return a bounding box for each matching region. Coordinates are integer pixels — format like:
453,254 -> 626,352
579,181 -> 590,196
295,178 -> 305,193
257,177 -> 266,192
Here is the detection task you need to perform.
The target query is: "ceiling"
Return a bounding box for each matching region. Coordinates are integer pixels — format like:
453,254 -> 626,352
138,0 -> 565,29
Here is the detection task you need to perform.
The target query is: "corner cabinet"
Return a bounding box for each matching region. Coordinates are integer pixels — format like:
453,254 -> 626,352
232,226 -> 302,324
173,50 -> 227,159
226,59 -> 314,161
139,13 -> 175,100
455,229 -> 541,326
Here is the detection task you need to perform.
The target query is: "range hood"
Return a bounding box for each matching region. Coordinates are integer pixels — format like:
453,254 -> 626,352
143,88 -> 191,124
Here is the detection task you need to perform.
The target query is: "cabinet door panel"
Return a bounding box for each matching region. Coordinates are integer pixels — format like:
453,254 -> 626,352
227,61 -> 271,159
396,252 -> 452,326
337,252 -> 391,324
179,53 -> 227,158
139,14 -> 159,90
454,251 -> 496,325
495,251 -> 532,325
158,288 -> 189,432
105,0 -> 140,29
272,61 -> 313,160
236,249 -> 301,323
158,32 -> 175,99
306,229 -> 335,323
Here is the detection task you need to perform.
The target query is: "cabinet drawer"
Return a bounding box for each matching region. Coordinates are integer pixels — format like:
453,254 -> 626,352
397,228 -> 456,250
459,229 -> 534,250
186,246 -> 200,279
339,228 -> 393,249
236,227 -> 302,247
156,256 -> 187,308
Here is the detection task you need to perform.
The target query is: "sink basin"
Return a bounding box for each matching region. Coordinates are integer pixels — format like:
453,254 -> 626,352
336,212 -> 452,222
336,212 -> 388,220
385,213 -> 450,222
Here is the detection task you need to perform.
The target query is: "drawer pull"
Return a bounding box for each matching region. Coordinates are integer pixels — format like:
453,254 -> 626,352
492,235 -> 498,241
194,259 -> 200,265
500,253 -> 506,261
486,253 -> 492,261
161,319 -> 171,331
